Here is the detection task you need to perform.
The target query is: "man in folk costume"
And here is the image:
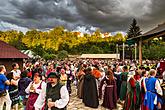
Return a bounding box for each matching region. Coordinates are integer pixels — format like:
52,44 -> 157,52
144,69 -> 163,110
35,72 -> 69,110
123,70 -> 141,110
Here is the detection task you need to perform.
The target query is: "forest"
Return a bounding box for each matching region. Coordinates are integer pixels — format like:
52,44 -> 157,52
0,23 -> 165,60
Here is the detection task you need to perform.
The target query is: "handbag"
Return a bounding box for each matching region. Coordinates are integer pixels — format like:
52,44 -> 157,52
0,90 -> 7,97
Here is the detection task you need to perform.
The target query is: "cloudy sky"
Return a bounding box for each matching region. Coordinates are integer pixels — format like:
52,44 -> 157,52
0,0 -> 164,33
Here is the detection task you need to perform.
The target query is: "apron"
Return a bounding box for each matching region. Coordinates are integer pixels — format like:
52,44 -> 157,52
26,81 -> 42,110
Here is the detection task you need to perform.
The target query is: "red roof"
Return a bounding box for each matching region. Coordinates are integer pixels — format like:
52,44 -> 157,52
0,40 -> 29,58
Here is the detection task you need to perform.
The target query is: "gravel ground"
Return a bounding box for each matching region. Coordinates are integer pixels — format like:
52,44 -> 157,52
19,85 -> 123,110
67,85 -> 123,110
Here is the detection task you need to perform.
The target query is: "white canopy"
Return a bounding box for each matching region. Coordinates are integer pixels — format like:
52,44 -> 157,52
21,50 -> 41,58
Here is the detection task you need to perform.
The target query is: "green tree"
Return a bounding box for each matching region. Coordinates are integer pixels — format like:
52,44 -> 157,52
89,45 -> 103,54
32,44 -> 45,57
127,19 -> 142,39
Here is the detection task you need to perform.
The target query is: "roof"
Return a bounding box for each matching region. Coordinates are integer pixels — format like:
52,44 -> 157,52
127,22 -> 165,41
79,54 -> 120,59
0,40 -> 29,58
142,22 -> 165,37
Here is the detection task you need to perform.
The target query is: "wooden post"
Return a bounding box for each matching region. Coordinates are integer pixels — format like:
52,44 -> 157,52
139,37 -> 142,65
135,43 -> 137,61
116,44 -> 119,59
123,42 -> 125,61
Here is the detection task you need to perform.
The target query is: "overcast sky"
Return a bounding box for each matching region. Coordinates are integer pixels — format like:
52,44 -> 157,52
0,0 -> 164,33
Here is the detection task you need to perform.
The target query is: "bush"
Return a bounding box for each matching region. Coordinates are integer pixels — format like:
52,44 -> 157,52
57,50 -> 68,60
43,53 -> 57,60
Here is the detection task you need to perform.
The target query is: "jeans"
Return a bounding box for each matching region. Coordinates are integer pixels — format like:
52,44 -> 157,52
0,91 -> 12,110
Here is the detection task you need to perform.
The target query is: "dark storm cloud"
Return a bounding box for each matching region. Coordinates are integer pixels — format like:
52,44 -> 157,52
73,0 -> 165,32
0,0 -> 165,32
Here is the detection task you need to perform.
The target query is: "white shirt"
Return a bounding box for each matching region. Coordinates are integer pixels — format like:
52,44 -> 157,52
25,81 -> 46,94
11,69 -> 21,78
155,79 -> 163,96
34,83 -> 69,109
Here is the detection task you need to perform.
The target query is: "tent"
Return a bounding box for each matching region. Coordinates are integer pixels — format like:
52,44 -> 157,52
21,50 -> 41,58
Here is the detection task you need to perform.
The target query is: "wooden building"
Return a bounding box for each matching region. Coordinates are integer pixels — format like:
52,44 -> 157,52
0,40 -> 29,72
127,22 -> 165,64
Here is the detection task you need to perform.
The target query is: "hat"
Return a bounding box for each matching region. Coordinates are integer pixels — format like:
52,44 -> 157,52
48,72 -> 60,78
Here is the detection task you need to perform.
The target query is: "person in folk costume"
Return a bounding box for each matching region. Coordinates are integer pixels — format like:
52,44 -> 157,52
6,72 -> 19,110
35,72 -> 69,110
144,69 -> 163,110
46,63 -> 56,78
99,70 -> 117,110
83,67 -> 99,108
18,70 -> 32,109
114,66 -> 122,100
140,70 -> 148,110
65,65 -> 73,95
123,70 -> 141,110
77,66 -> 85,99
31,62 -> 43,80
60,69 -> 67,86
160,71 -> 165,110
25,72 -> 46,110
92,65 -> 102,92
119,65 -> 129,103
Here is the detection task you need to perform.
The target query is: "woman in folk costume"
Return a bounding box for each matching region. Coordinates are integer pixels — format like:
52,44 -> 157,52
65,65 -> 73,95
92,65 -> 102,91
99,70 -> 117,110
25,72 -> 46,110
119,66 -> 129,102
114,66 -> 122,99
123,70 -> 141,110
83,67 -> 99,108
60,69 -> 67,86
77,67 -> 85,99
144,69 -> 163,110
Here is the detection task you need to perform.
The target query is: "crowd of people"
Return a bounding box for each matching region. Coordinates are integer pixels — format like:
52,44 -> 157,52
0,59 -> 165,110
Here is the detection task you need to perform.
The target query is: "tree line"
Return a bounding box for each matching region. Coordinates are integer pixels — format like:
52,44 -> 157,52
0,19 -> 165,60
